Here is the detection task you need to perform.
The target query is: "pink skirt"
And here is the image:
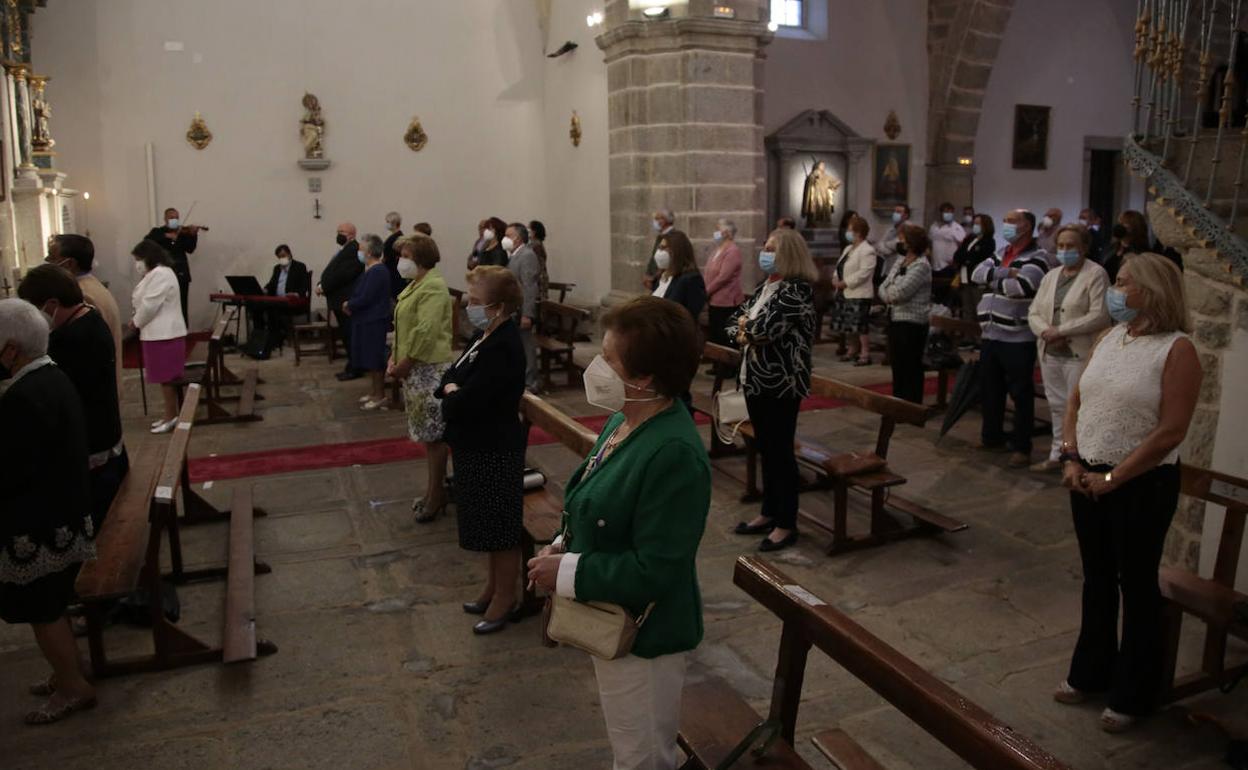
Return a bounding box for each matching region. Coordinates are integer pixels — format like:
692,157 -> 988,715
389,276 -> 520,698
142,337 -> 186,384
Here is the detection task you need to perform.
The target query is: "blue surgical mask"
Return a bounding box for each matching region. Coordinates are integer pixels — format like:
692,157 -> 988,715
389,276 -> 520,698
845,231 -> 856,245
972,223 -> 983,236
1056,249 -> 1081,267
942,212 -> 954,223
891,212 -> 903,225
1106,288 -> 1138,323
166,218 -> 181,230
758,251 -> 777,275
1001,222 -> 1018,241
712,231 -> 723,243
467,303 -> 496,330
357,250 -> 366,264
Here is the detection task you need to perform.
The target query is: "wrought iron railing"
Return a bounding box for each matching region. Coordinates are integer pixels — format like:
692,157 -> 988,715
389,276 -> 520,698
1130,0 -> 1248,277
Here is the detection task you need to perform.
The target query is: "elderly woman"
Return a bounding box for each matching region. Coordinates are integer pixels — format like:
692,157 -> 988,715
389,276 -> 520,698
130,239 -> 188,434
830,214 -> 877,366
1027,224 -> 1111,473
878,224 -> 932,404
727,228 -> 818,552
527,296 -> 710,770
388,235 -> 455,522
703,218 -> 744,354
1055,253 -> 1202,732
344,234 -> 393,410
435,266 -> 527,634
0,299 -> 97,725
650,229 -> 707,321
470,216 -> 508,269
18,265 -> 127,530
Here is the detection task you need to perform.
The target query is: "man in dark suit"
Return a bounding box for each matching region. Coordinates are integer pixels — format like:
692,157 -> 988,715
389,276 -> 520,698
382,211 -> 405,299
317,222 -> 364,380
144,206 -> 201,327
245,244 -> 311,359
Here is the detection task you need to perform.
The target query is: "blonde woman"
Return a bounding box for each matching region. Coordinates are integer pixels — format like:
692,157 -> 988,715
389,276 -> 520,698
726,228 -> 818,552
1055,253 -> 1202,732
830,214 -> 876,365
1027,224 -> 1111,473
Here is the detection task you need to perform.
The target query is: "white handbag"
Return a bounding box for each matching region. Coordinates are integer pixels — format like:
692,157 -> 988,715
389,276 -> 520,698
713,346 -> 751,444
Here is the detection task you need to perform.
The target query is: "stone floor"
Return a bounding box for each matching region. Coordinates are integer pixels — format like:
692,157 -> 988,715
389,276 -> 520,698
0,336 -> 1245,769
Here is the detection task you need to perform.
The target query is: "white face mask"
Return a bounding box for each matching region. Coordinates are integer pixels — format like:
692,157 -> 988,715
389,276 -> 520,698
654,249 -> 671,270
135,260 -> 148,277
501,236 -> 516,253
397,257 -> 420,280
277,256 -> 291,267
482,228 -> 495,243
582,354 -> 658,413
1040,216 -> 1054,229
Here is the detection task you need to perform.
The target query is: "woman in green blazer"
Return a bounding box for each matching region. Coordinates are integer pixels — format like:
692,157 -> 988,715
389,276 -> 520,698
386,235 -> 455,521
527,296 -> 710,770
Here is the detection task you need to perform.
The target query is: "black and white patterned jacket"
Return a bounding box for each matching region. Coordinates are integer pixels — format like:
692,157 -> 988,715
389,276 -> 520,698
725,278 -> 815,399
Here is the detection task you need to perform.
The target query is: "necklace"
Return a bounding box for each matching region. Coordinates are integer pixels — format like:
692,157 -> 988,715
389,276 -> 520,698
1119,326 -> 1146,347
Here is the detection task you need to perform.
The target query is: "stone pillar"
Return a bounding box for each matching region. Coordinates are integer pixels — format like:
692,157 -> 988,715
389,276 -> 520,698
11,63 -> 36,178
596,0 -> 772,303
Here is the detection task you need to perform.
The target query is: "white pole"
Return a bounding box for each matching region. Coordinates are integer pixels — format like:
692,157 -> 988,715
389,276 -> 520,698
145,141 -> 157,228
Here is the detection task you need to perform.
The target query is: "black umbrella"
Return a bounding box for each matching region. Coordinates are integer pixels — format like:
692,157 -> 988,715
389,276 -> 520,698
938,358 -> 982,441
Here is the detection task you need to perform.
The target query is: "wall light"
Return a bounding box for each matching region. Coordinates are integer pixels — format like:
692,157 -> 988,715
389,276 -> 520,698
767,20 -> 779,31
83,191 -> 90,200
643,6 -> 668,18
712,5 -> 736,18
586,11 -> 603,27
957,156 -> 973,166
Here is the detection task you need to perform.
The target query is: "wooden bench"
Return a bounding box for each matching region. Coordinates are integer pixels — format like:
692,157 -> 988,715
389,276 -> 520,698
927,315 -> 981,410
736,374 -> 966,555
687,342 -> 747,459
678,556 -> 1072,770
1160,464 -> 1248,703
519,393 -> 598,613
292,293 -> 343,365
547,281 -> 575,304
536,300 -> 590,390
75,384 -> 276,676
174,311 -> 264,425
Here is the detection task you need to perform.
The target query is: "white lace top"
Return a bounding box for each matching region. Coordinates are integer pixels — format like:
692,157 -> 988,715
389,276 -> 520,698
1076,325 -> 1187,467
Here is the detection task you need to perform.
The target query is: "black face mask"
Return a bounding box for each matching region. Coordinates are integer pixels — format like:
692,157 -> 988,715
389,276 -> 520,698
1111,224 -> 1128,240
0,345 -> 12,381
336,233 -> 348,246
897,242 -> 909,256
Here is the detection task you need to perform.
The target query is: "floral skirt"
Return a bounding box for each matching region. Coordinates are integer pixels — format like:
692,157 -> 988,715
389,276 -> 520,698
831,297 -> 872,334
404,362 -> 450,443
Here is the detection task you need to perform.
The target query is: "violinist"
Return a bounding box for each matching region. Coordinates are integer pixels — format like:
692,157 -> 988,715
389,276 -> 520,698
144,207 -> 208,325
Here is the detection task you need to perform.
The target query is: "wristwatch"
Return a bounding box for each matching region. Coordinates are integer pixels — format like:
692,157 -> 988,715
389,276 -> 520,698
1103,471 -> 1114,485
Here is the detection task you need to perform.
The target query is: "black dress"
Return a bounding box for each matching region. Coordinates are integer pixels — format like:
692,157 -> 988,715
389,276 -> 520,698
0,362 -> 95,624
435,320 -> 527,552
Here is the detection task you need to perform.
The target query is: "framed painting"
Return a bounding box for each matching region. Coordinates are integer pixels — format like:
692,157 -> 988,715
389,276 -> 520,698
871,143 -> 909,214
1012,104 -> 1050,170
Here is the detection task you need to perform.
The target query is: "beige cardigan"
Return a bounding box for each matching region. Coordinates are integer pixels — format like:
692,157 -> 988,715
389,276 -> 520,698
839,241 -> 877,300
1026,259 -> 1111,360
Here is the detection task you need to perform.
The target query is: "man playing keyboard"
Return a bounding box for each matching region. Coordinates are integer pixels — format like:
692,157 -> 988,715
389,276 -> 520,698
246,244 -> 310,358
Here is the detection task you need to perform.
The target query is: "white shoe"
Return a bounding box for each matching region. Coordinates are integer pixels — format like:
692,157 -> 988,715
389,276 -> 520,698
1052,680 -> 1087,705
358,394 -> 373,403
150,417 -> 178,434
360,398 -> 388,411
1099,707 -> 1137,733
150,419 -> 165,429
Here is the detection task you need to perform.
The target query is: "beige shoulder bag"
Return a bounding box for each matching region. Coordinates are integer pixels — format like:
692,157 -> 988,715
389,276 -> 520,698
542,595 -> 654,660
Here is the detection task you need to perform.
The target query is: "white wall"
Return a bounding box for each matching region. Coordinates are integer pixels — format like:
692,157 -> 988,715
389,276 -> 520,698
32,0 -> 612,329
973,0 -> 1143,236
763,0 -> 929,234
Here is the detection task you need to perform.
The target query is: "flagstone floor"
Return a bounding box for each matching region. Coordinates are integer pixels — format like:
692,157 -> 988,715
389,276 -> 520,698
0,334 -> 1244,769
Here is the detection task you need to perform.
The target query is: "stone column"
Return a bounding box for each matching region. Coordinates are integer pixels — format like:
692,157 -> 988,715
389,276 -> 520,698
11,63 -> 37,178
596,0 -> 772,302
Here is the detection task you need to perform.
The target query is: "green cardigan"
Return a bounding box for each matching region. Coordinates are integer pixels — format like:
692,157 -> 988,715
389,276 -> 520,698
393,268 -> 454,365
560,402 -> 711,658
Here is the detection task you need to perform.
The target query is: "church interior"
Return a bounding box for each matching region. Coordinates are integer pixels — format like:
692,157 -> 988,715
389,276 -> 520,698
2,0 -> 1248,768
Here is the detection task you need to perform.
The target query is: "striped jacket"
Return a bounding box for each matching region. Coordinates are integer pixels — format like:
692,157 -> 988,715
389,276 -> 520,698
971,243 -> 1049,343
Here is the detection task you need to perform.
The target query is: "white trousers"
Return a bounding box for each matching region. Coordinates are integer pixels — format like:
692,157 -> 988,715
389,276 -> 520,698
1040,354 -> 1084,461
592,651 -> 688,770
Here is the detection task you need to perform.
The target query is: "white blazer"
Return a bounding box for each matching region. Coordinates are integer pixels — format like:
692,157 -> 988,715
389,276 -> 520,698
132,265 -> 188,341
839,240 -> 878,300
1027,259 -> 1111,360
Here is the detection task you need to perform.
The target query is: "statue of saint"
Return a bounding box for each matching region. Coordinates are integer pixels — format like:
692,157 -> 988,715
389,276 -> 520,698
801,159 -> 840,228
300,93 -> 325,159
31,93 -> 53,150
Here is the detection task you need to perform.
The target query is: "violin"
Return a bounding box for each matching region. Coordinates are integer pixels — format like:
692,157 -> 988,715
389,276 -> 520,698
177,224 -> 209,234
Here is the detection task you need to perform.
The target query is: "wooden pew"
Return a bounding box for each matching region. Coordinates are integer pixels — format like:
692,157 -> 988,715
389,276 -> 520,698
927,315 -> 981,410
678,556 -> 1073,770
75,384 -> 276,676
175,310 -> 264,425
687,342 -> 746,459
736,373 -> 966,554
547,281 -> 576,304
519,393 -> 598,613
536,300 -> 590,390
1160,464 -> 1248,703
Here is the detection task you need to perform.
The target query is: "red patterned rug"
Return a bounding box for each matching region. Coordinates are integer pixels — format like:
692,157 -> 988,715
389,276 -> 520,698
187,378 -> 939,483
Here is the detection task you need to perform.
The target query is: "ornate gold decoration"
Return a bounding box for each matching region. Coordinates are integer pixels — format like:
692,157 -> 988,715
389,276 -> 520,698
6,0 -> 23,60
569,111 -> 582,147
186,112 -> 213,150
27,74 -> 53,151
404,116 -> 428,152
883,110 -> 901,141
300,93 -> 325,159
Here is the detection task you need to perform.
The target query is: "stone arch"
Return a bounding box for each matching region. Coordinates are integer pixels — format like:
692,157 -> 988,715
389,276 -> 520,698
924,0 -> 1014,218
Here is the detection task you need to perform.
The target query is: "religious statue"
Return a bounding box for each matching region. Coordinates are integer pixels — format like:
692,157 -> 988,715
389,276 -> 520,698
29,75 -> 54,151
186,112 -> 213,150
569,111 -> 582,147
404,116 -> 428,152
800,159 -> 840,228
300,92 -> 325,159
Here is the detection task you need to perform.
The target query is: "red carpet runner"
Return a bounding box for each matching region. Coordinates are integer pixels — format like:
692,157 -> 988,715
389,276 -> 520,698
187,379 -> 937,483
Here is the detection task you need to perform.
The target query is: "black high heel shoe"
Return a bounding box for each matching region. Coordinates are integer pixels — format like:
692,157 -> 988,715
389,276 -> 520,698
462,600 -> 490,615
472,605 -> 521,635
758,531 -> 799,552
414,501 -> 446,524
733,520 -> 775,536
